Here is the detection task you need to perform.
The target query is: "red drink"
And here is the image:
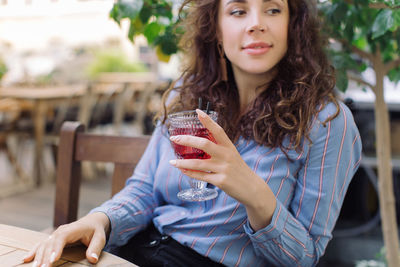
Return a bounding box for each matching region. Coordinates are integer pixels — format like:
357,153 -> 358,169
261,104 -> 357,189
170,127 -> 216,160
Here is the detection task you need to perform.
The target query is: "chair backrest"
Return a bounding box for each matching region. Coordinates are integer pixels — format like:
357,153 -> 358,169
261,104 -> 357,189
53,121 -> 150,228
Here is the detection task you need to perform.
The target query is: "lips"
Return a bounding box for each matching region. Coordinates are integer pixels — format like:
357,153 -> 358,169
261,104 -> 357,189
242,42 -> 272,55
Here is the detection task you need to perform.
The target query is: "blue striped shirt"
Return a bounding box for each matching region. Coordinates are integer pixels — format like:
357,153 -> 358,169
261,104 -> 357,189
92,101 -> 362,266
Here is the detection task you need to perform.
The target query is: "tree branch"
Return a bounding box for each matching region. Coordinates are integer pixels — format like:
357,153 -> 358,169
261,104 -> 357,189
350,45 -> 375,62
369,3 -> 400,9
343,0 -> 400,9
332,38 -> 375,62
347,72 -> 375,89
384,57 -> 400,74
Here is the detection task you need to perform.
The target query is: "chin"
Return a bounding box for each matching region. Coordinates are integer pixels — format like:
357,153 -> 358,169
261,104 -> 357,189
246,68 -> 275,76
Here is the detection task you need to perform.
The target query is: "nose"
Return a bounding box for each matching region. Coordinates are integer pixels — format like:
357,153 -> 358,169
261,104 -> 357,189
248,25 -> 266,33
247,13 -> 266,33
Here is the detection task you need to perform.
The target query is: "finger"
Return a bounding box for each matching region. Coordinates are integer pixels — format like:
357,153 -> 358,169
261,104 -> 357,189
48,238 -> 67,264
181,169 -> 216,184
196,109 -> 231,146
41,235 -> 57,266
170,158 -> 218,173
170,135 -> 218,156
34,243 -> 45,267
85,229 -> 106,264
23,242 -> 40,263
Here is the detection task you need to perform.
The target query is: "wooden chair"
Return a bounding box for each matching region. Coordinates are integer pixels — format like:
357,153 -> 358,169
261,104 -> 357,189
53,121 -> 150,228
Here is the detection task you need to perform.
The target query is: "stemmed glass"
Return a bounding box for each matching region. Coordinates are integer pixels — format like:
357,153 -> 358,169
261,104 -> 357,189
168,110 -> 218,201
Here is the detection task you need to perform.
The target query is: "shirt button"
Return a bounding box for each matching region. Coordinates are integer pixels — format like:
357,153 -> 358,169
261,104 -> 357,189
161,235 -> 170,242
148,240 -> 159,247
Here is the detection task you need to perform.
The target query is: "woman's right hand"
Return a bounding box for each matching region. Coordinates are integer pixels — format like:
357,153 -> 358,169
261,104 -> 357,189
23,212 -> 111,267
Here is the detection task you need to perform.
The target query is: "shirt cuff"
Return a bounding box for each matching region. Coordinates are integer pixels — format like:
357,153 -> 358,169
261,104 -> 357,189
243,200 -> 289,242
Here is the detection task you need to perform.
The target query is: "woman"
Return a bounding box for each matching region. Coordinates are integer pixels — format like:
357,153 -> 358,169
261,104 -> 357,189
24,0 -> 362,266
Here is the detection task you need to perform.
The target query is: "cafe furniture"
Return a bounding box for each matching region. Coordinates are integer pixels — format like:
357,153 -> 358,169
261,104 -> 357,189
0,85 -> 86,186
0,223 -> 136,266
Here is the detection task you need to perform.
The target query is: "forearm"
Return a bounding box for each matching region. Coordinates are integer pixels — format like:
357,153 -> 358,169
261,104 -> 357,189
244,176 -> 277,231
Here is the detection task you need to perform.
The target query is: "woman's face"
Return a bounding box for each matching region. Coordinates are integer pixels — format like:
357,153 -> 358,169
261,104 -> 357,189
218,0 -> 289,80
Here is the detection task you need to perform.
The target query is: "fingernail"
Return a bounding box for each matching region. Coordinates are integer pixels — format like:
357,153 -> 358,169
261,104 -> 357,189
196,109 -> 207,117
50,251 -> 56,263
170,136 -> 180,142
169,160 -> 177,166
91,252 -> 98,261
41,264 -> 47,267
32,261 -> 38,267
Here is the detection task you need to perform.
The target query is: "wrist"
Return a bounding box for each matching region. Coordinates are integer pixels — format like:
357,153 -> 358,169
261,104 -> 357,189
245,180 -> 276,231
87,212 -> 111,236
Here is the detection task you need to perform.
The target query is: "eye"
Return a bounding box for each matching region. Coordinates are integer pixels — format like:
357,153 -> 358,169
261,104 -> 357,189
230,9 -> 246,16
266,8 -> 281,15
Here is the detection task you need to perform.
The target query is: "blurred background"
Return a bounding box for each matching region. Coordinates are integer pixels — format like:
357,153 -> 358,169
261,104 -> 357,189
0,1 -> 399,267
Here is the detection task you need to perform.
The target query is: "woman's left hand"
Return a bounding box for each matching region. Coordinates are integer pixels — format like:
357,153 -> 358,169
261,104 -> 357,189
169,109 -> 274,211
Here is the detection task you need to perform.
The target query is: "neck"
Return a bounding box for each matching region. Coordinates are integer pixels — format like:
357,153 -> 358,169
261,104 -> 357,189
233,69 -> 276,113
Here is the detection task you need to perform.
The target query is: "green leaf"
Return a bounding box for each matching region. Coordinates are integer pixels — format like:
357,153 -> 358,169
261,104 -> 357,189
155,2 -> 173,19
128,21 -> 136,41
116,0 -> 144,20
388,66 -> 400,83
160,39 -> 178,55
109,4 -> 121,25
372,9 -> 394,39
144,22 -> 162,44
360,62 -> 368,72
344,23 -> 355,41
354,0 -> 369,7
139,3 -> 152,23
393,10 -> 400,27
336,68 -> 349,92
154,31 -> 178,55
332,2 -> 349,25
353,36 -> 368,50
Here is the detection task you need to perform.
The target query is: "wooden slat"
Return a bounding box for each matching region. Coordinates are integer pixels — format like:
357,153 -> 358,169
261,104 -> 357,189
17,259 -> 68,267
0,248 -> 28,266
0,85 -> 86,100
17,259 -> 69,266
74,133 -> 150,164
62,245 -> 135,267
0,244 -> 15,256
0,224 -> 48,251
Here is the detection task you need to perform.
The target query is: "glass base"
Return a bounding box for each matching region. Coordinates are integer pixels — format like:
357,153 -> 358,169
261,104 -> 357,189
177,188 -> 218,201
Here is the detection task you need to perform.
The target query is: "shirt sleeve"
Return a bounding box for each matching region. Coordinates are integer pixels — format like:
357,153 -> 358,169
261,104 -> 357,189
243,102 -> 362,266
90,125 -> 166,249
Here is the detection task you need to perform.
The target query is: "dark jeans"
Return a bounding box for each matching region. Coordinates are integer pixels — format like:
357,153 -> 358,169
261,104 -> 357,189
114,223 -> 226,267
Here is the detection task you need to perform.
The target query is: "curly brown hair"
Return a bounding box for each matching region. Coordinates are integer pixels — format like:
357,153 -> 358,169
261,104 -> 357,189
157,0 -> 339,153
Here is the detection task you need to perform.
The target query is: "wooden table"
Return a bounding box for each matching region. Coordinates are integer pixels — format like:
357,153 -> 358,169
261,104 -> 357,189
0,85 -> 87,186
0,224 -> 136,266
